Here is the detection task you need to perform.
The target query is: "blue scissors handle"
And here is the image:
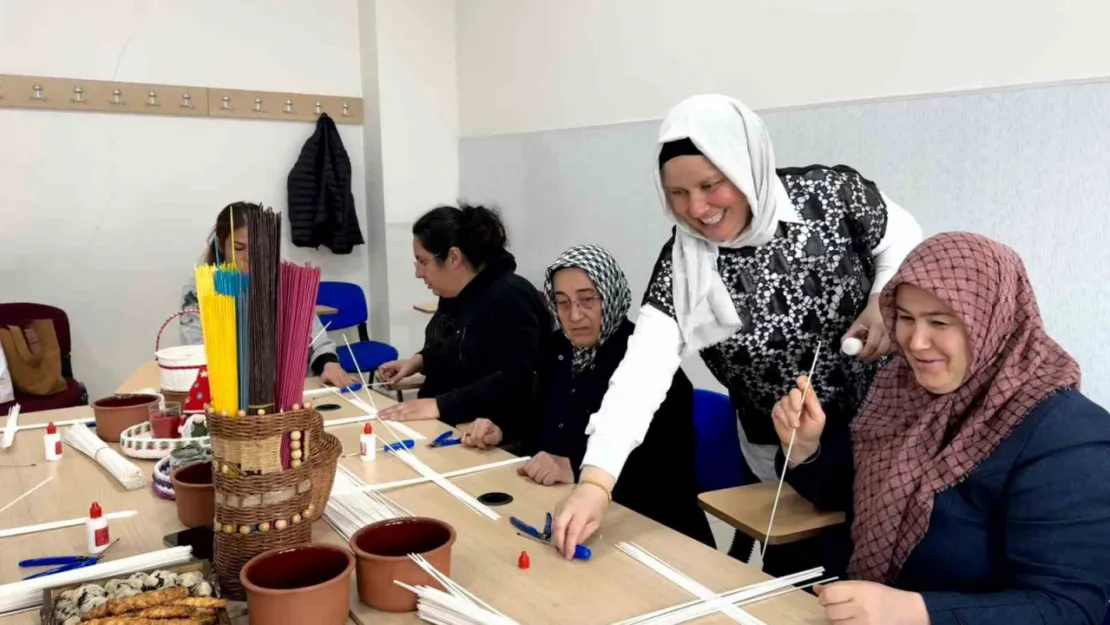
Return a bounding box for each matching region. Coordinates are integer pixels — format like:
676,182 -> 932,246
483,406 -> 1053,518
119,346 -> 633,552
23,558 -> 99,580
19,555 -> 90,567
430,430 -> 462,448
383,439 -> 415,453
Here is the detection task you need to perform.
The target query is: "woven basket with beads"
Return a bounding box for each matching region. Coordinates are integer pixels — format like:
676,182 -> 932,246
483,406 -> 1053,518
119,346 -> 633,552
206,406 -> 341,599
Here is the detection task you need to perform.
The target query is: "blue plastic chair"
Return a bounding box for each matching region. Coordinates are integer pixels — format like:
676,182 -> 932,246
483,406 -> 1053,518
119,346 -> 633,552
316,282 -> 399,376
692,389 -> 749,493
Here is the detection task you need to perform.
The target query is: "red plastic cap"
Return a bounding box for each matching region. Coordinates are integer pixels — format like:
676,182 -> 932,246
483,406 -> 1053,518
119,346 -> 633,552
46,422 -> 57,434
518,551 -> 530,569
89,502 -> 102,518
363,422 -> 373,435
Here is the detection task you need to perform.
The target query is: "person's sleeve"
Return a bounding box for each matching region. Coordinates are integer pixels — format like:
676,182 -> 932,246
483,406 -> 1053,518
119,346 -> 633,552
919,402 -> 1110,625
434,295 -> 545,440
869,193 -> 922,295
308,315 -> 339,376
777,422 -> 854,512
580,305 -> 685,481
179,283 -> 203,346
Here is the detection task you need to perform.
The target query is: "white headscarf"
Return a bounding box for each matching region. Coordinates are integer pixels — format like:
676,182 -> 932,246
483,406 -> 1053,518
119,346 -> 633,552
654,94 -> 799,354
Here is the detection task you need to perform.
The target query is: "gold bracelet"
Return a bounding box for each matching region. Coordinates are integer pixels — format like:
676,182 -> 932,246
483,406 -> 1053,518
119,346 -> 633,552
578,478 -> 613,502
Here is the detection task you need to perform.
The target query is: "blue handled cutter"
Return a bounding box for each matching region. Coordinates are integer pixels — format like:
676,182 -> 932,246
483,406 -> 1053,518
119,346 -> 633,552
428,430 -> 462,448
19,539 -> 119,580
510,512 -> 591,560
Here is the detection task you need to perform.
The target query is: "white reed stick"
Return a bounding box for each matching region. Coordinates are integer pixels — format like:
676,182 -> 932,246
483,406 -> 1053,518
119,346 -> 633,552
325,386 -> 425,440
62,423 -> 147,490
0,546 -> 192,615
0,510 -> 138,540
761,343 -> 822,563
1,404 -> 20,449
354,457 -> 529,493
324,464 -> 412,540
15,417 -> 95,431
617,542 -> 765,625
310,321 -> 331,348
0,476 -> 53,515
399,554 -> 521,625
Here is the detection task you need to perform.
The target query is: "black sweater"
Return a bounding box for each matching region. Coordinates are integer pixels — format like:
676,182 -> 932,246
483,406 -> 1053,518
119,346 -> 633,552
417,250 -> 550,442
526,320 -> 714,547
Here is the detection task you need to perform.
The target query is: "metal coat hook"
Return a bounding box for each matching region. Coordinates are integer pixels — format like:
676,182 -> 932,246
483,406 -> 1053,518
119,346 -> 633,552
31,84 -> 44,101
147,89 -> 159,107
221,95 -> 231,110
342,101 -> 350,117
181,92 -> 193,108
110,89 -> 124,105
314,101 -> 322,115
71,86 -> 85,104
283,99 -> 294,114
253,97 -> 263,112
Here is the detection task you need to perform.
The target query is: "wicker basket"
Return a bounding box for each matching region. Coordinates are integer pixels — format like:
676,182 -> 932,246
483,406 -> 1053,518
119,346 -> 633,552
207,407 -> 342,599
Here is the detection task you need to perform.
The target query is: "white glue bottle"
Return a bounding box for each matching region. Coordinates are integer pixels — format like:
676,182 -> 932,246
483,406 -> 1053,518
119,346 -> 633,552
43,422 -> 62,462
86,502 -> 110,554
360,422 -> 377,462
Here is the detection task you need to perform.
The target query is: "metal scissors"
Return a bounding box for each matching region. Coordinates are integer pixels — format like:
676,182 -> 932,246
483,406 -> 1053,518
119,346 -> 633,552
428,430 -> 462,449
19,539 -> 119,580
510,512 -> 591,560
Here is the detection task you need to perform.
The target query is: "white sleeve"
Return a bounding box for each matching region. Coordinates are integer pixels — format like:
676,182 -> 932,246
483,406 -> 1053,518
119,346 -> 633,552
580,304 -> 685,481
870,192 -> 923,295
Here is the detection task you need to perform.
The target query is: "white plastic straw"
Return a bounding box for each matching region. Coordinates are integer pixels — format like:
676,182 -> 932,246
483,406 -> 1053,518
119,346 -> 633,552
0,476 -> 53,515
324,464 -> 412,540
398,554 -> 520,625
1,404 -> 20,449
325,387 -> 425,440
0,510 -> 138,540
15,417 -> 95,432
354,457 -> 529,493
62,423 -> 147,490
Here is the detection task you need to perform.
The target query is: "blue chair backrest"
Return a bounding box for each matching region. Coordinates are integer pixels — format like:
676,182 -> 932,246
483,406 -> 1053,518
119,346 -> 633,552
692,389 -> 747,493
317,282 -> 368,331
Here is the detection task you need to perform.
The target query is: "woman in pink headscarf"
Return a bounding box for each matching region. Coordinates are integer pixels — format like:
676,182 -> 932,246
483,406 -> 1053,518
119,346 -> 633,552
772,232 -> 1110,624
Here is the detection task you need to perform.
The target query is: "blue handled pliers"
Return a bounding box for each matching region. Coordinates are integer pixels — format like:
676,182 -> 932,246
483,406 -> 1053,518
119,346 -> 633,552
19,539 -> 119,580
510,512 -> 591,560
429,430 -> 462,448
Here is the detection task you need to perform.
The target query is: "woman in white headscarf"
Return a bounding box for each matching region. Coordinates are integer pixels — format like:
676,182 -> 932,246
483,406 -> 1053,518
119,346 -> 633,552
551,94 -> 923,570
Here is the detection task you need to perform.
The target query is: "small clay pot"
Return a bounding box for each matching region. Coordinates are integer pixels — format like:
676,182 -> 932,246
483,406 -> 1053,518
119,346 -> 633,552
349,517 -> 456,612
170,462 -> 214,528
91,393 -> 160,442
241,543 -> 354,625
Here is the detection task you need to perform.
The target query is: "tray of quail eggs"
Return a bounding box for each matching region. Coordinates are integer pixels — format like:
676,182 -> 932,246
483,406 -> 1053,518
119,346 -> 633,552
51,569 -> 214,625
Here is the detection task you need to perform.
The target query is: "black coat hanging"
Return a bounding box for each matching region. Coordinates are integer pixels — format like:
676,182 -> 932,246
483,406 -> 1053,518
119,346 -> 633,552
287,113 -> 365,254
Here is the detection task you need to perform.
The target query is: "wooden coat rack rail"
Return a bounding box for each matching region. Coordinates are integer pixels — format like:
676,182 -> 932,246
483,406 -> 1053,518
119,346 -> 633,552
0,73 -> 363,125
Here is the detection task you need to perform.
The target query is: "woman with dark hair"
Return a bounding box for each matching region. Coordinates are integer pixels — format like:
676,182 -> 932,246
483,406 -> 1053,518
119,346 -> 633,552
179,202 -> 357,388
376,204 -> 551,440
463,244 -> 713,546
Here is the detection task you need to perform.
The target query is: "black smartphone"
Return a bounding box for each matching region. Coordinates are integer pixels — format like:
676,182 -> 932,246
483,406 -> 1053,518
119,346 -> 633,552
163,526 -> 214,561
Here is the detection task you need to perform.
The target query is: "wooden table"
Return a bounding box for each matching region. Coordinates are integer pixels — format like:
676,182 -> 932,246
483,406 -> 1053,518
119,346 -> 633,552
699,484 -> 845,546
413,302 -> 437,314
0,364 -> 825,624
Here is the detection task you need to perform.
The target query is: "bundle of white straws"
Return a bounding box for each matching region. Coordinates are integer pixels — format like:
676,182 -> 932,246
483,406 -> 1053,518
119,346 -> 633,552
395,554 -> 520,625
62,422 -> 147,490
324,464 -> 411,540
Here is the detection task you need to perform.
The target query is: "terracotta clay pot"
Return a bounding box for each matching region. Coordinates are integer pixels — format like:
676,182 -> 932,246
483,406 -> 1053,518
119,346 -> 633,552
91,393 -> 160,442
349,517 -> 456,612
170,462 -> 214,528
240,543 -> 354,625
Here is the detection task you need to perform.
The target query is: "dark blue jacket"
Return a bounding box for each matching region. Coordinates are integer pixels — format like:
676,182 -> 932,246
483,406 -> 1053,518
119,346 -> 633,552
783,389 -> 1110,625
528,320 -> 713,547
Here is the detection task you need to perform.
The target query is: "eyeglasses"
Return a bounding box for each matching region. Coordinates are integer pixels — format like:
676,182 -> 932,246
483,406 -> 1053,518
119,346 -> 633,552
554,295 -> 601,312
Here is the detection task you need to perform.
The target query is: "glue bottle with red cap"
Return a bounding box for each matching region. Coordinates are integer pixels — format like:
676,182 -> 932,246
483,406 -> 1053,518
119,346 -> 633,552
360,423 -> 376,462
86,502 -> 110,554
43,422 -> 62,462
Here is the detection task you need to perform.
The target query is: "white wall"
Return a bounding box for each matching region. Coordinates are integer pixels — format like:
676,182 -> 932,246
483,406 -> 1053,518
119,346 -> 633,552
359,0 -> 459,359
0,0 -> 368,399
457,0 -> 1110,137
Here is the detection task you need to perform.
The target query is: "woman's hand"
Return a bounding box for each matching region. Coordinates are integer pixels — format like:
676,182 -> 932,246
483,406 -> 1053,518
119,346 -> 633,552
551,466 -> 612,560
771,375 -> 826,465
517,452 -> 574,486
377,398 -> 439,422
377,355 -> 423,388
842,295 -> 892,362
815,581 -> 929,625
320,362 -> 358,388
461,418 -> 503,449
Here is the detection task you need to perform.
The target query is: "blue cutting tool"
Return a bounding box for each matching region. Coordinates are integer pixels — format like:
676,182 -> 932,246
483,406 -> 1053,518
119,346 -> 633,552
429,430 -> 462,448
383,439 -> 415,453
19,539 -> 119,580
510,512 -> 591,560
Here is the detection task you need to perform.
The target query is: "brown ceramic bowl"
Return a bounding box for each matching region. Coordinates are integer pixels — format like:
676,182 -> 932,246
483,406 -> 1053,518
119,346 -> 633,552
91,393 -> 160,442
170,462 -> 214,528
240,543 -> 354,625
349,517 -> 456,612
